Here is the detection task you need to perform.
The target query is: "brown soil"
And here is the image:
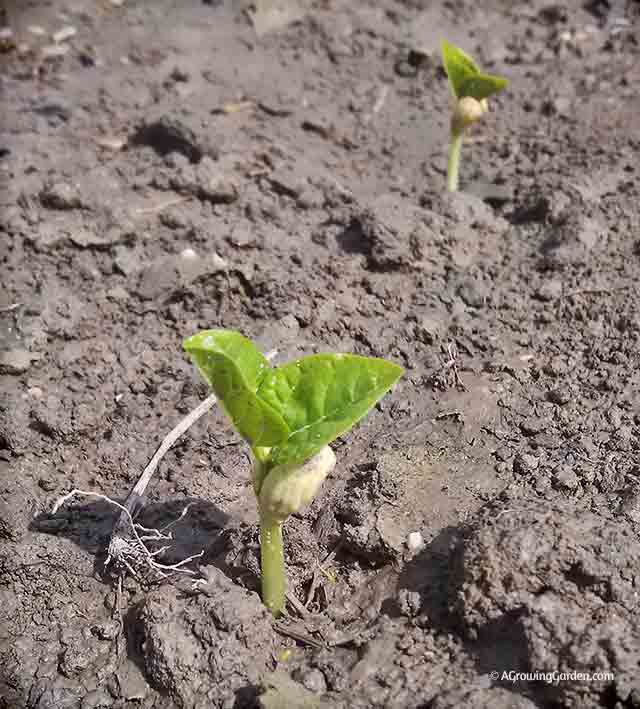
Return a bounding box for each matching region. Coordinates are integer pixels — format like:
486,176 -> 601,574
2,1 -> 640,708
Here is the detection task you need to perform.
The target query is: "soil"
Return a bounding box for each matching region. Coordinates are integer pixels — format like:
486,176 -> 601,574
2,1 -> 640,708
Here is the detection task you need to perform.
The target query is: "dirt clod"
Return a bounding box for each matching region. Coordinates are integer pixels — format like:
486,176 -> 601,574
138,568 -> 277,708
452,496 -> 640,707
0,348 -> 39,374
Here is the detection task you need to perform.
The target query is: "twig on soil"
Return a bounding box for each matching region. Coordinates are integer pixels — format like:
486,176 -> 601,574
274,620 -> 325,649
0,302 -> 23,313
211,100 -> 255,115
435,409 -> 464,423
494,508 -> 514,520
52,489 -> 204,579
285,590 -> 311,619
561,286 -> 630,299
305,545 -> 339,608
372,86 -> 389,115
133,196 -> 192,216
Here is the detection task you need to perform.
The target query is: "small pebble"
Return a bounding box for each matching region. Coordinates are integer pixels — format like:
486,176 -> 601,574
493,446 -> 513,462
0,349 -> 38,375
107,286 -> 129,301
519,416 -> 546,437
210,252 -> 227,271
300,668 -> 326,694
536,279 -> 563,302
79,688 -> 113,709
513,451 -> 539,475
41,44 -> 69,59
553,465 -> 579,491
91,620 -> 120,640
547,386 -> 571,405
406,531 -> 425,553
41,182 -> 82,210
180,247 -> 198,261
415,315 -> 444,345
52,26 -> 77,44
96,136 -> 126,151
457,278 -> 488,309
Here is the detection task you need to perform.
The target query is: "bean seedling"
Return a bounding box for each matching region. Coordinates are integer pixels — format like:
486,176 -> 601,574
441,39 -> 508,192
184,329 -> 404,616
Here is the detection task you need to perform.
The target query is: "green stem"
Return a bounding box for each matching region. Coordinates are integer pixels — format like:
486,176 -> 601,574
447,127 -> 464,192
259,511 -> 285,616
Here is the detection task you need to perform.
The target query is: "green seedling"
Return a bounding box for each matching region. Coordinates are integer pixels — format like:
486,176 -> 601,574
441,39 -> 508,192
184,329 -> 403,616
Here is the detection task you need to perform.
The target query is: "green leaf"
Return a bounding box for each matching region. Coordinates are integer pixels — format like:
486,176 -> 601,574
183,329 -> 289,447
441,39 -> 479,99
257,354 -> 404,466
441,40 -> 507,101
460,74 -> 508,101
184,330 -> 270,391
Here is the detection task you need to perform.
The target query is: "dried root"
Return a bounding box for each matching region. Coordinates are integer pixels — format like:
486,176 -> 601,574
52,489 -> 203,581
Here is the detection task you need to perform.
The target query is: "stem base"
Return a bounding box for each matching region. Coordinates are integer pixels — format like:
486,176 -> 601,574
447,128 -> 464,193
259,513 -> 285,616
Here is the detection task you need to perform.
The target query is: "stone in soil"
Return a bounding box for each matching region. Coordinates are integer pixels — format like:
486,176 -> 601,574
0,349 -> 40,375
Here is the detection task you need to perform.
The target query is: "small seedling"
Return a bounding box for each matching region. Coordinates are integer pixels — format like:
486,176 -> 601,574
184,329 -> 403,616
441,39 -> 508,192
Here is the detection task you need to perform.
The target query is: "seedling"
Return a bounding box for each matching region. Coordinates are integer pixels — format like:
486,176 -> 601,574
441,40 -> 508,192
184,329 -> 403,616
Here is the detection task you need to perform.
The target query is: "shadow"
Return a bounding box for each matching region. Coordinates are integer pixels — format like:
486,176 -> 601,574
130,117 -> 204,162
394,520 -> 541,706
204,521 -> 262,593
471,612 -> 530,678
30,495 -> 231,580
508,195 -> 550,225
393,524 -> 462,627
335,217 -> 371,256
232,685 -> 261,709
539,228 -> 565,258
30,498 -> 120,558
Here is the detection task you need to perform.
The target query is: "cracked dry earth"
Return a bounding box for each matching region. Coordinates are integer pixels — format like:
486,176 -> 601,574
2,1 -> 640,708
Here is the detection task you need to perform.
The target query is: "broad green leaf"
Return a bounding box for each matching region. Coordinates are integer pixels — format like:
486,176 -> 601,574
183,329 -> 289,447
257,354 -> 404,466
441,40 -> 508,101
184,330 -> 270,391
460,74 -> 508,101
441,39 -> 479,99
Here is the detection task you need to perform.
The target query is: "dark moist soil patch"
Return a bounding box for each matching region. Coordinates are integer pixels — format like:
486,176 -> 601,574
2,1 -> 640,708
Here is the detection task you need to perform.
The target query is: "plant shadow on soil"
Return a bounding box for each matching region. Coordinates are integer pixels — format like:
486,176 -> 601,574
30,496 -> 230,579
30,495 -> 278,709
